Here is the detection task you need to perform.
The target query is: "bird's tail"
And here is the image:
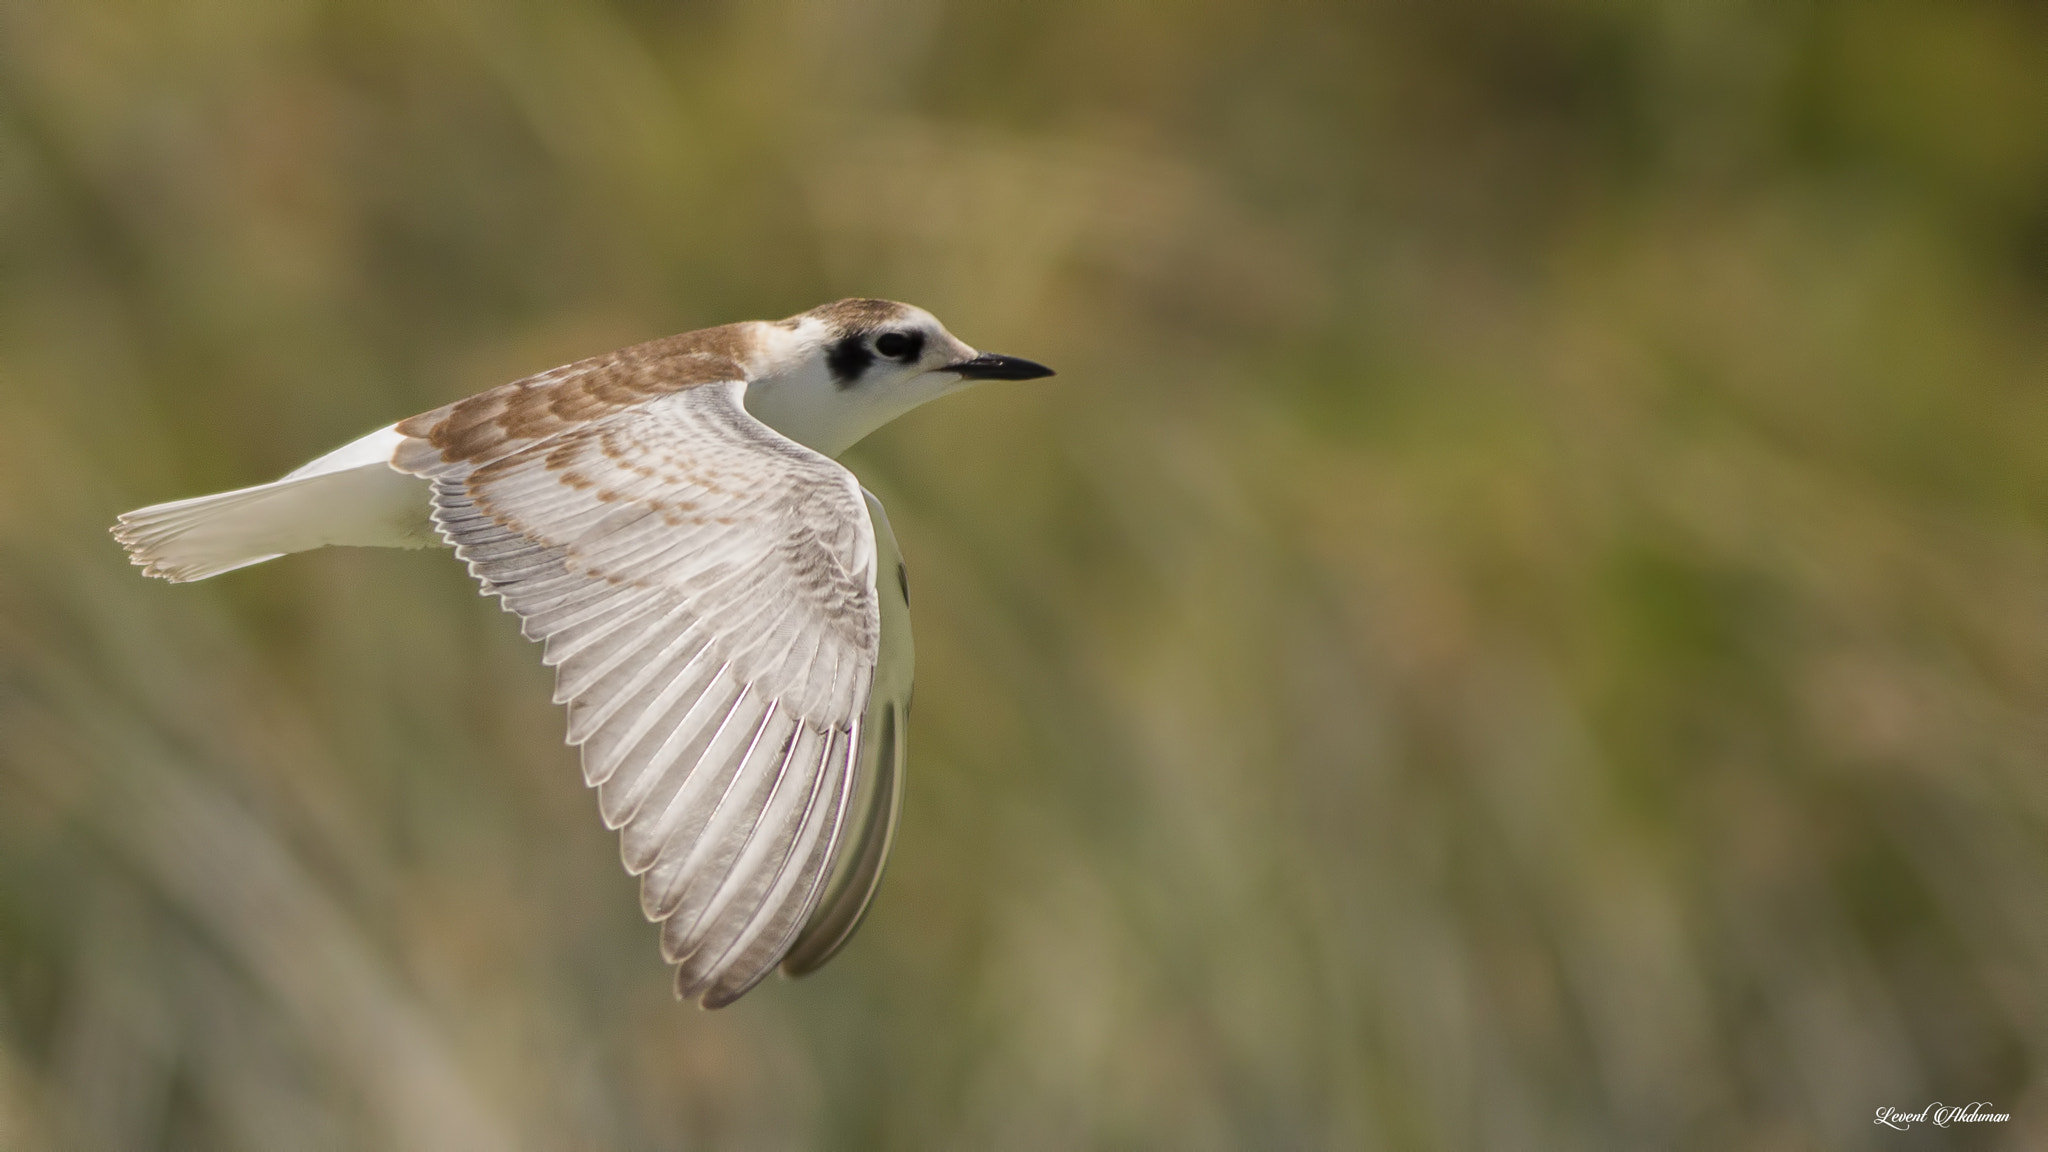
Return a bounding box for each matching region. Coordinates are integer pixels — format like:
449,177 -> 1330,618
114,476 -> 335,582
113,457 -> 437,583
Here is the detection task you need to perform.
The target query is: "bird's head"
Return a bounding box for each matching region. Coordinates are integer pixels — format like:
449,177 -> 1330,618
743,299 -> 1054,458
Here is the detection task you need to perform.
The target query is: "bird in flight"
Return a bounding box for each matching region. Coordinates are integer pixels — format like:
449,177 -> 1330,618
112,299 -> 1054,1008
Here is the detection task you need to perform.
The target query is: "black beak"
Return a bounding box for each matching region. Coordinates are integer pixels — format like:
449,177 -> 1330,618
947,352 -> 1056,381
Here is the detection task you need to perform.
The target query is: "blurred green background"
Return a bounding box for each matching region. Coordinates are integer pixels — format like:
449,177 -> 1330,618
2,1 -> 2046,1148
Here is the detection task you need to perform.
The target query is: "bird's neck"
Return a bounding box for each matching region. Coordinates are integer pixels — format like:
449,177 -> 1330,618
739,320 -> 942,459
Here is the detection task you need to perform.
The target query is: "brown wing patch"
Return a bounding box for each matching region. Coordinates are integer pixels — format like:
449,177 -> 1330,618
394,325 -> 758,469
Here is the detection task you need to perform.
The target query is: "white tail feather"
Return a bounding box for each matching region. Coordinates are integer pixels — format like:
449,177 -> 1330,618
113,427 -> 438,582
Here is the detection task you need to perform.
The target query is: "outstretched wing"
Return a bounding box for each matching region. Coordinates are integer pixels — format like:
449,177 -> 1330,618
395,372 -> 882,1008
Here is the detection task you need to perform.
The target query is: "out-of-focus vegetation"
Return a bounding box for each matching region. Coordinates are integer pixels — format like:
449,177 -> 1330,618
2,0 -> 2046,1147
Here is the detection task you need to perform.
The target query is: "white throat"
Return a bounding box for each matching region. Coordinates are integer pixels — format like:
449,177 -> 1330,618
739,318 -> 963,459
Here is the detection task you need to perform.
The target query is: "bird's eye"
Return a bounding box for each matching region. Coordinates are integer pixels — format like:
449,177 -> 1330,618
874,331 -> 921,360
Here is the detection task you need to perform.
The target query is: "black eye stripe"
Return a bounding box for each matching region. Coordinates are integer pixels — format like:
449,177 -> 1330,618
827,335 -> 873,387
